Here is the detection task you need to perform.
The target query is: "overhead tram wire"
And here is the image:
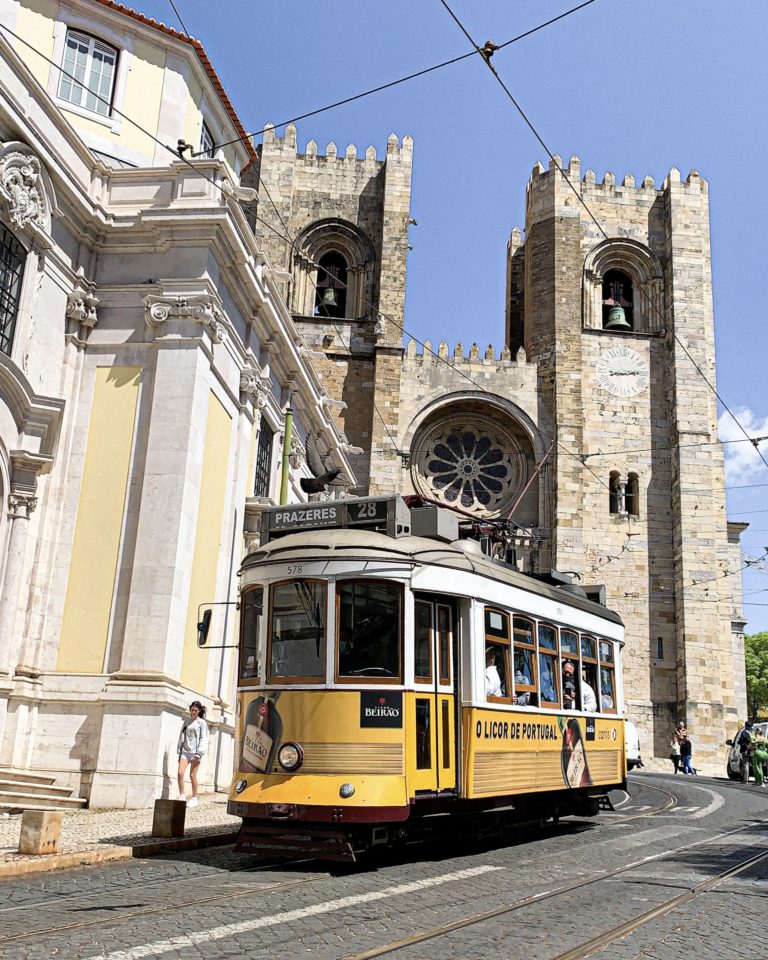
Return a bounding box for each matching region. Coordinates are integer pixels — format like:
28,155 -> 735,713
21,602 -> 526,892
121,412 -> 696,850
0,26 -> 756,580
166,0 -> 192,38
436,0 -> 768,477
254,162 -> 615,500
5,16 -> 755,534
199,0 -> 601,156
10,21 -> 757,513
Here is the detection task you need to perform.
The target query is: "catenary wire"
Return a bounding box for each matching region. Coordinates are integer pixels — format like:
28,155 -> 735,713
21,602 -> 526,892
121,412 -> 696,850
166,0 -> 192,37
6,19 -> 760,533
436,0 -> 768,476
7,16 -> 753,486
201,1 -> 601,155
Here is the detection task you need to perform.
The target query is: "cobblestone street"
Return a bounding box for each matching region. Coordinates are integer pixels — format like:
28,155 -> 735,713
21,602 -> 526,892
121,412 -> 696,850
0,774 -> 765,960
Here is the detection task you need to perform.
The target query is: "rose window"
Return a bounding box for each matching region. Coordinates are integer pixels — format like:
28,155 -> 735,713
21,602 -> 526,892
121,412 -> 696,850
411,417 -> 527,517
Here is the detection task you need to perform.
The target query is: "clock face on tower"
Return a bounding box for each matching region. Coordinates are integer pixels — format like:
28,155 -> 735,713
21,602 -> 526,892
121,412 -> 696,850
596,346 -> 649,398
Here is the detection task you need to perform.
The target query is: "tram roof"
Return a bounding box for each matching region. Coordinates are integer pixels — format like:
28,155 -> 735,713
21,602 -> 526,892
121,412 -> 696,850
241,529 -> 623,627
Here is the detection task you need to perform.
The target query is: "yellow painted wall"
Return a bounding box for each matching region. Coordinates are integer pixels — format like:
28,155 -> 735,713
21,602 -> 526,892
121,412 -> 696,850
56,366 -> 141,673
119,36 -> 165,155
181,392 -> 232,692
14,0 -> 58,89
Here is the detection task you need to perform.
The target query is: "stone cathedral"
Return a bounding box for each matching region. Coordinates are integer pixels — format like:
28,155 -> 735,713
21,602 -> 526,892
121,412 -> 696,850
250,125 -> 747,768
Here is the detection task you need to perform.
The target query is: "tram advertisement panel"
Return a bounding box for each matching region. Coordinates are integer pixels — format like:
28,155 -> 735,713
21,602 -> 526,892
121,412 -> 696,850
466,707 -> 624,797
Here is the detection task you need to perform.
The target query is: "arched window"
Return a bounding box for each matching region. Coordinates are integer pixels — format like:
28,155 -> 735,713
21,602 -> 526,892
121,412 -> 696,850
0,222 -> 26,356
293,219 -> 375,321
625,473 -> 639,516
602,269 -> 633,330
583,238 -> 663,335
609,471 -> 622,514
314,251 -> 348,319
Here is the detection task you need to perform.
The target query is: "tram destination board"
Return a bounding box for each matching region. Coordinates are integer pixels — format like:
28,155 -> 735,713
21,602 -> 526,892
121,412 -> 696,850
263,495 -> 411,541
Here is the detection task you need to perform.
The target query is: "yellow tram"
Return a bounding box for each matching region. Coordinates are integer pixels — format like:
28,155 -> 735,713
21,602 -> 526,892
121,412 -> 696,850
227,495 -> 627,859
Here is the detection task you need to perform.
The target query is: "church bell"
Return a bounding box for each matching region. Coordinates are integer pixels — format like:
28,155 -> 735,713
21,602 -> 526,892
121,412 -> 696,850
604,305 -> 631,330
320,287 -> 338,308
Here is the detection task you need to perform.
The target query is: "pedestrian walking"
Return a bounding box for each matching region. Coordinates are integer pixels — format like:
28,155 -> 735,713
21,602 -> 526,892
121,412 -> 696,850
750,730 -> 768,787
670,734 -> 681,774
679,734 -> 696,775
177,701 -> 209,807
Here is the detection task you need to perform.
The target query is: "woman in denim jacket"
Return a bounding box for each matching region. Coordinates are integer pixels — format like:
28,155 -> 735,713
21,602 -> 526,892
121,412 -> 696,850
177,701 -> 209,807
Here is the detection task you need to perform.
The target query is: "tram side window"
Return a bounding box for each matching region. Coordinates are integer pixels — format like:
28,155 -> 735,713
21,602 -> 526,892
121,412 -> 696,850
239,587 -> 263,682
538,624 -> 559,706
269,580 -> 326,682
599,640 -> 617,713
484,608 -> 510,701
513,617 -> 537,706
337,580 -> 402,680
580,635 -> 599,712
414,601 -> 432,682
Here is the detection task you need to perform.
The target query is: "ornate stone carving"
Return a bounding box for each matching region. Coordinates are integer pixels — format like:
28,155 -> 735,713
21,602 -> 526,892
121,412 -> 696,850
144,295 -> 228,343
66,283 -> 99,328
0,151 -> 48,231
289,436 -> 306,469
8,493 -> 37,518
239,367 -> 270,408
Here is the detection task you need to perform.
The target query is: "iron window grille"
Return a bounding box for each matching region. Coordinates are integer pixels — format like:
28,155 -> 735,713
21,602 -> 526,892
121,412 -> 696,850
0,224 -> 26,356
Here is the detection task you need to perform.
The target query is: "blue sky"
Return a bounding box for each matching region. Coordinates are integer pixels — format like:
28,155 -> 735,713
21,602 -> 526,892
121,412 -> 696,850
137,0 -> 768,629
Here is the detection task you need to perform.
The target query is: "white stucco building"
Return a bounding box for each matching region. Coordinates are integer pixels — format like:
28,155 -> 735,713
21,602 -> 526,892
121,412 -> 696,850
0,0 -> 354,808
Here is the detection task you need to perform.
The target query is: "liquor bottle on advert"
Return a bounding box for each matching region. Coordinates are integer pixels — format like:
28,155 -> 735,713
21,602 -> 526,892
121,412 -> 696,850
241,694 -> 283,773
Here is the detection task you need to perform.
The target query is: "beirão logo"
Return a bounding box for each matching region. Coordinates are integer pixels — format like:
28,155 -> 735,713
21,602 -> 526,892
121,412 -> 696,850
365,702 -> 400,718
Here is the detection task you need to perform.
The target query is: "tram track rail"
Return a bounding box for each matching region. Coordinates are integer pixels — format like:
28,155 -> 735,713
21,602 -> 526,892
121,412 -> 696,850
0,781 -> 724,949
340,812 -> 768,960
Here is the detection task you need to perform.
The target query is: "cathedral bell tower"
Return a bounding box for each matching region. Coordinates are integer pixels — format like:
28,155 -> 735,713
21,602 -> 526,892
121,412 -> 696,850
506,155 -> 744,766
246,124 -> 413,494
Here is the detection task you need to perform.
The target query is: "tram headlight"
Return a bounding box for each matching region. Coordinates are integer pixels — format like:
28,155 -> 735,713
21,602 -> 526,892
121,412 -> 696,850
339,783 -> 355,798
235,778 -> 247,794
277,742 -> 304,772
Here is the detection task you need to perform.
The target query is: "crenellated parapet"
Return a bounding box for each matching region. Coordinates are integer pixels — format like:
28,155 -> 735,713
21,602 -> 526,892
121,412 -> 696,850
526,153 -> 708,200
262,122 -> 412,168
403,339 -> 533,371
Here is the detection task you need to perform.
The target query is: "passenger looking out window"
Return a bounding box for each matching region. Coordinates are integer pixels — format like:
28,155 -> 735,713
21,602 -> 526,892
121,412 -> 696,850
485,645 -> 504,697
562,660 -> 578,710
484,608 -> 511,701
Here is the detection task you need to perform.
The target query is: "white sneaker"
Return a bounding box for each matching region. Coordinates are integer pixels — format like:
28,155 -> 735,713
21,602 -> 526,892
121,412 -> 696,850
177,794 -> 186,802
187,797 -> 198,808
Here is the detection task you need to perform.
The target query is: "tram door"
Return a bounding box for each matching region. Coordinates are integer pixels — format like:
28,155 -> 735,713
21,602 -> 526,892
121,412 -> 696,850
411,596 -> 457,794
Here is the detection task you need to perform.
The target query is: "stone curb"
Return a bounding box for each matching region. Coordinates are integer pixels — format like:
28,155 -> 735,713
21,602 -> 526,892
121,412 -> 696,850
0,830 -> 238,878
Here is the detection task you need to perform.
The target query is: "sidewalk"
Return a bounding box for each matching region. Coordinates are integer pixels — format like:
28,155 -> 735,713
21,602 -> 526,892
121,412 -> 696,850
0,794 -> 239,878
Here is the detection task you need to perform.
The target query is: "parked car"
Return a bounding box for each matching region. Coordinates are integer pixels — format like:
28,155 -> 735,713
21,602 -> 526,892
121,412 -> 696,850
626,720 -> 642,771
726,722 -> 768,781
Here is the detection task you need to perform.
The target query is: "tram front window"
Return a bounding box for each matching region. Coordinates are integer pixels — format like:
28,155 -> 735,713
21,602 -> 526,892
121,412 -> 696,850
268,580 -> 326,681
337,580 -> 402,679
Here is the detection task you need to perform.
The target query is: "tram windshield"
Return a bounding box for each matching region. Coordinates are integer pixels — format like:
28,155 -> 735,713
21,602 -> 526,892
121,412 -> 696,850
337,580 -> 402,680
268,580 -> 326,681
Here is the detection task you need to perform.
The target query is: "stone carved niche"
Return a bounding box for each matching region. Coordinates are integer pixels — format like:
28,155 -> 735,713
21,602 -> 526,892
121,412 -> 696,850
0,144 -> 53,237
144,295 -> 228,343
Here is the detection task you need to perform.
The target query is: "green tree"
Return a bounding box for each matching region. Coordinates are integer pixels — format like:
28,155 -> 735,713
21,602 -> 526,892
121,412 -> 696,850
745,632 -> 768,720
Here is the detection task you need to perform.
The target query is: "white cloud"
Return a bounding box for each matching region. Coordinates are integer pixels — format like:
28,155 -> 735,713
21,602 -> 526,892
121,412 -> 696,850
718,406 -> 768,485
